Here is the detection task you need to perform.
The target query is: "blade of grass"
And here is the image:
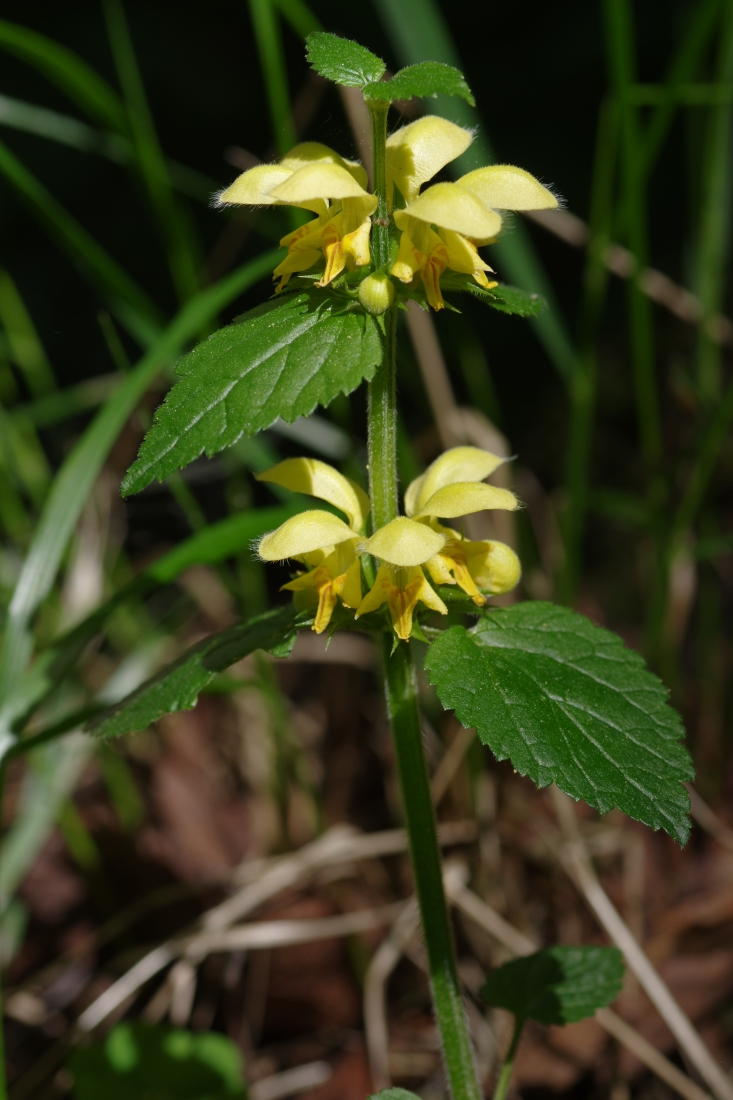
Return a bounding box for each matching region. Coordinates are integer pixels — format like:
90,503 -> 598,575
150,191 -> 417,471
249,0 -> 297,158
0,402 -> 50,508
558,99 -> 619,603
640,0 -> 721,182
102,0 -> 201,305
372,0 -> 580,386
0,93 -> 221,203
0,19 -> 128,133
0,137 -> 164,347
273,0 -> 322,37
0,249 -> 281,748
2,502 -> 300,743
603,0 -> 662,476
0,269 -> 55,396
695,1 -> 733,402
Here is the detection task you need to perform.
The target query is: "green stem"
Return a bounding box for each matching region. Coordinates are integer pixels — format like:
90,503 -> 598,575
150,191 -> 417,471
383,639 -> 481,1100
367,307 -> 398,530
364,95 -> 479,1100
368,101 -> 390,269
492,1017 -> 524,1100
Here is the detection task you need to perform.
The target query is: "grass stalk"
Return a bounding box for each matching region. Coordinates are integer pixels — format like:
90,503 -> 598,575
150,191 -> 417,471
558,97 -> 618,603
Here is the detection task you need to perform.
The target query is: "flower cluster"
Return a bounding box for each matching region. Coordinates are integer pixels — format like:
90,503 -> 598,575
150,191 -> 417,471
256,447 -> 521,641
218,120 -> 557,309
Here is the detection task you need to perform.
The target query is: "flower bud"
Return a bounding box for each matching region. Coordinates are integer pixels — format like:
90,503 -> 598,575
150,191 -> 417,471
358,272 -> 395,315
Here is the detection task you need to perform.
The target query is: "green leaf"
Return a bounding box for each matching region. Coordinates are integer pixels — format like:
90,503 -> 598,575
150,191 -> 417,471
68,1022 -> 246,1099
424,602 -> 693,843
305,31 -> 385,87
440,274 -> 547,317
364,61 -> 474,105
122,291 -> 383,497
87,605 -> 305,740
480,946 -> 624,1025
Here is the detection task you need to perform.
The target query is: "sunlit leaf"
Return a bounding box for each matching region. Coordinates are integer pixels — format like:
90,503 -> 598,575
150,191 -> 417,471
364,61 -> 474,105
425,602 -> 693,843
306,31 -> 385,87
440,274 -> 547,317
122,291 -> 384,497
481,946 -> 624,1025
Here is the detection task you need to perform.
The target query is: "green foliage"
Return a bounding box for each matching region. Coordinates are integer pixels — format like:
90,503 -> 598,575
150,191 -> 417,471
305,31 -> 385,87
304,31 -> 473,105
69,1022 -> 246,1099
440,274 -> 547,317
122,292 -> 384,497
88,605 -> 306,740
480,946 -> 624,1025
425,602 -> 693,843
363,61 -> 474,105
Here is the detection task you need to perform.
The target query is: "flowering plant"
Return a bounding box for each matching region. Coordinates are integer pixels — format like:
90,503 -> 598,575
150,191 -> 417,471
97,29 -> 692,1100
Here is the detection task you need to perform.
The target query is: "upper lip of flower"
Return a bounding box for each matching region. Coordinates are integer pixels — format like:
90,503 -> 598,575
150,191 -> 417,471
216,143 -> 375,214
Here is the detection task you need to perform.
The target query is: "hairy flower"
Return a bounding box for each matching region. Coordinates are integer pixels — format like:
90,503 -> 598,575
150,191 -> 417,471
384,117 -> 558,309
404,446 -> 522,605
256,447 -> 521,641
256,458 -> 369,634
217,143 -> 376,290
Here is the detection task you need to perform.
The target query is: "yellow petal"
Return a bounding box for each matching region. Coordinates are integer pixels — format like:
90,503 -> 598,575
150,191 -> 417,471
458,165 -> 558,211
361,516 -> 446,567
398,182 -> 502,239
280,142 -> 368,190
270,162 -> 376,206
355,563 -> 447,640
217,164 -> 293,206
438,228 -> 493,276
258,511 -> 357,560
256,458 -> 370,531
391,229 -> 425,284
386,117 -> 473,205
416,482 -> 519,519
409,446 -> 507,515
335,556 -> 363,608
466,539 -> 521,594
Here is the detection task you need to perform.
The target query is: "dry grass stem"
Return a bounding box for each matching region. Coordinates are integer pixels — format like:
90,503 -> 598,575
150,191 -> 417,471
550,786 -> 733,1100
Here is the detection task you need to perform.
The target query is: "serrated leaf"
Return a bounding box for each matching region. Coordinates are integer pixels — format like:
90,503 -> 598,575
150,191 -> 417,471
87,605 -> 305,740
306,31 -> 385,87
440,274 -> 547,317
363,61 -> 474,105
481,946 -> 624,1025
122,292 -> 383,496
424,602 -> 693,843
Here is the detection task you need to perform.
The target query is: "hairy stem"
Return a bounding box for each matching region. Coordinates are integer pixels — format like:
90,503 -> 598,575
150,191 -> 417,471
383,639 -> 481,1100
364,94 -> 480,1100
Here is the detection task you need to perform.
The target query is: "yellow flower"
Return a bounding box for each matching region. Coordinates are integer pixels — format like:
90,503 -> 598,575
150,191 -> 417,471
256,447 -> 521,642
384,117 -> 558,309
404,446 -> 522,606
355,517 -> 450,640
217,143 -> 377,290
256,458 -> 370,634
